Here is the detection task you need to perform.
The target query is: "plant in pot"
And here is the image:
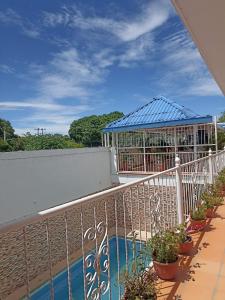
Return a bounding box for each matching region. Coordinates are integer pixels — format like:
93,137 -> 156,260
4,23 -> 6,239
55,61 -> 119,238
121,232 -> 157,300
120,235 -> 157,300
215,170 -> 225,196
147,230 -> 179,280
176,224 -> 193,254
190,205 -> 206,231
212,194 -> 224,206
122,269 -> 157,300
201,192 -> 215,218
207,184 -> 224,206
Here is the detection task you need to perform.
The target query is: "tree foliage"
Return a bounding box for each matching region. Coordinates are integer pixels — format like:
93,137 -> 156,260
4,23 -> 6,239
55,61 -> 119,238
0,134 -> 83,152
69,111 -> 124,146
218,112 -> 225,150
19,134 -> 83,151
0,118 -> 15,139
218,111 -> 225,123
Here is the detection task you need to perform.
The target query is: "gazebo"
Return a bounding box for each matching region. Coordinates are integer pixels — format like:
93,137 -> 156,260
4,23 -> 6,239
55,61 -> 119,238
103,97 -> 217,173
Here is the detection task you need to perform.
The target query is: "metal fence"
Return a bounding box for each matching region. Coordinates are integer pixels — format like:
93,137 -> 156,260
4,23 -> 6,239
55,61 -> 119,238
0,149 -> 225,300
118,151 -> 214,173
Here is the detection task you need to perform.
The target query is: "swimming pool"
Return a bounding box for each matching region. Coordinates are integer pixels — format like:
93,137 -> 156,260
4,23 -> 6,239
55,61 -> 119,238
30,236 -> 149,300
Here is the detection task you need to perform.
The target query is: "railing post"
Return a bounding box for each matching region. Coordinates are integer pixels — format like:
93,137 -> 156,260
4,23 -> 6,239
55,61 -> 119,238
223,146 -> 225,169
208,148 -> 213,184
175,155 -> 184,224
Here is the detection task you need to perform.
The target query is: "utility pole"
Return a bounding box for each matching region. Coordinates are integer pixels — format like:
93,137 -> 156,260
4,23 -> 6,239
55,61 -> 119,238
0,126 -> 7,141
3,129 -> 6,141
40,128 -> 46,135
34,128 -> 40,135
34,128 -> 46,135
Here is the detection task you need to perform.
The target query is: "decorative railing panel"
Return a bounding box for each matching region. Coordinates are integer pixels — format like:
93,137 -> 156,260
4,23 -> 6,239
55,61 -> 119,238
0,149 -> 225,300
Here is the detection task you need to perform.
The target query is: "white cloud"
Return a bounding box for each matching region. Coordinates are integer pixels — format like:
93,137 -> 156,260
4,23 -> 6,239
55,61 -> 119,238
154,30 -> 222,97
0,64 -> 14,74
0,8 -> 39,38
187,78 -> 221,97
35,48 -> 104,99
43,0 -> 172,42
0,47 -> 102,134
0,100 -> 89,111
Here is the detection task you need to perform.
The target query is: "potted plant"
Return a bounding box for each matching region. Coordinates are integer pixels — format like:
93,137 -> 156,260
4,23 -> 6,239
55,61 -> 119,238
202,192 -> 215,218
215,170 -> 225,196
207,184 -> 224,206
122,270 -> 157,300
176,224 -> 193,254
212,195 -> 224,206
147,230 -> 179,280
190,205 -> 206,230
121,233 -> 157,300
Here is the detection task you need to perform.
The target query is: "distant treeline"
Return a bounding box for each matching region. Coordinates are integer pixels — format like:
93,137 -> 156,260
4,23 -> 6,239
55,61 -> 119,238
1,111 -> 225,152
0,111 -> 124,151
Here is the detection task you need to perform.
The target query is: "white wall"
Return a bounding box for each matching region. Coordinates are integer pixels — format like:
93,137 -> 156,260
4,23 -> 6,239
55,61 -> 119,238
0,148 -> 112,225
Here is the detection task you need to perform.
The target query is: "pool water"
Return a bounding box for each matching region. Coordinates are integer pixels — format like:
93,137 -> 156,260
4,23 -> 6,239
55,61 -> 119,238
30,237 -> 149,300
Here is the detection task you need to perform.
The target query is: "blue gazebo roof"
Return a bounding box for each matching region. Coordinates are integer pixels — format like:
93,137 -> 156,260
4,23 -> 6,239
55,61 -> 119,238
103,97 -> 213,132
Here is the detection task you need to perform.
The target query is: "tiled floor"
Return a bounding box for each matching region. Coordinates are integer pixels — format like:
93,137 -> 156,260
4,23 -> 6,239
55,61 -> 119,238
156,203 -> 225,300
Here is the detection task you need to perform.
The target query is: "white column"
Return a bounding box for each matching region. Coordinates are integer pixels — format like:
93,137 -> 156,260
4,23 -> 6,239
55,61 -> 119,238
214,116 -> 218,154
104,134 -> 107,147
174,127 -> 177,155
208,148 -> 213,184
143,131 -> 146,172
116,133 -> 119,172
193,125 -> 198,160
107,133 -> 110,147
112,132 -> 115,147
175,155 -> 184,224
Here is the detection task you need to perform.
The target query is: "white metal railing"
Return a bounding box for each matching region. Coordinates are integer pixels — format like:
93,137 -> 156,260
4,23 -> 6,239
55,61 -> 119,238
0,149 -> 225,300
118,151 -> 213,173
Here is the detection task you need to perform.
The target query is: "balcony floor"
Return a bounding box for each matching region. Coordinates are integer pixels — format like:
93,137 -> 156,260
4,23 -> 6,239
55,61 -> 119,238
157,202 -> 225,300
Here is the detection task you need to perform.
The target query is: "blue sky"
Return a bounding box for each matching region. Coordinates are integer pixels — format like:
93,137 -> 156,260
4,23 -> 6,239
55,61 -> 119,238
0,0 -> 224,135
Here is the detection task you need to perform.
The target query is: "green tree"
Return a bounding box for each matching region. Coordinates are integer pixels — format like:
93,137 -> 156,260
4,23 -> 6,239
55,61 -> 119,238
218,111 -> 225,123
69,111 -> 124,146
0,118 -> 15,139
217,112 -> 225,150
0,139 -> 11,152
21,134 -> 83,151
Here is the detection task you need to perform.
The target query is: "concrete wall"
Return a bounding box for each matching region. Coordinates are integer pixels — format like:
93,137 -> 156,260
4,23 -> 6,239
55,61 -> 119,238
0,148 -> 112,225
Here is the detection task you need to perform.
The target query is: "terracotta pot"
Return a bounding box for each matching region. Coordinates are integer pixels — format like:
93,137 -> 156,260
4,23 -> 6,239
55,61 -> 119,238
218,186 -> 225,196
153,258 -> 179,280
190,219 -> 206,231
179,236 -> 193,254
206,207 -> 214,218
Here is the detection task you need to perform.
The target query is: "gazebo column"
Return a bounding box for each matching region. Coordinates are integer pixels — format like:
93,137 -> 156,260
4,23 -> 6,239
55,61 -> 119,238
143,131 -> 146,172
116,132 -> 119,172
193,125 -> 198,160
104,134 -> 107,147
111,132 -> 115,147
174,127 -> 178,156
107,133 -> 110,147
214,116 -> 218,153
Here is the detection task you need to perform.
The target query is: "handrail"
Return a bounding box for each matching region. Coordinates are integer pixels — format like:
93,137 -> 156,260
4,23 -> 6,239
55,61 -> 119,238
1,149 -> 224,234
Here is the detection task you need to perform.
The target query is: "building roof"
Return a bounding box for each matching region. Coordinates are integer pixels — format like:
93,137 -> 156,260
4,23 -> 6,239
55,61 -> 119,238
103,97 -> 213,132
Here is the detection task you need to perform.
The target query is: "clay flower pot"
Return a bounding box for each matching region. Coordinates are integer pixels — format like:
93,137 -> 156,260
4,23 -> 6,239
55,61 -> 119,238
179,236 -> 193,254
206,207 -> 214,218
153,258 -> 179,280
190,219 -> 206,229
